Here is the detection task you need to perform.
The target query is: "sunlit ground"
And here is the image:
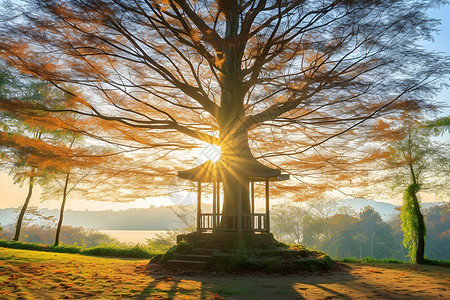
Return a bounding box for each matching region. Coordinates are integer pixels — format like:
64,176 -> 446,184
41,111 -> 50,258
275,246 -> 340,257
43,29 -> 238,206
0,247 -> 449,299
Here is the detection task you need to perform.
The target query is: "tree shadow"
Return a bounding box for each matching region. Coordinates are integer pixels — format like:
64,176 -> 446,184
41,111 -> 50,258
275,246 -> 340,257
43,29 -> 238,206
133,264 -> 382,299
135,275 -> 207,299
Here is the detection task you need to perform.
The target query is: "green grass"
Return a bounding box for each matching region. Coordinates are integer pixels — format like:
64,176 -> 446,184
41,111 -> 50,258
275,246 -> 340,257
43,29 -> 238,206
340,257 -> 405,264
81,244 -> 154,259
424,258 -> 450,268
1,247 -> 449,300
0,239 -> 162,259
340,256 -> 450,267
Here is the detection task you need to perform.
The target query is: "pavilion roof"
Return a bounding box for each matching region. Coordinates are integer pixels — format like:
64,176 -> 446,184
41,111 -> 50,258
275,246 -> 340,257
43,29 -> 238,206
177,156 -> 289,182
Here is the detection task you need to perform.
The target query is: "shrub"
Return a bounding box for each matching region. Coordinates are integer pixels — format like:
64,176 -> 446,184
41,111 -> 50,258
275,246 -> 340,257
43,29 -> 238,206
48,245 -> 81,254
0,240 -> 49,251
423,258 -> 450,267
362,257 -> 404,264
80,245 -> 154,259
342,257 -> 360,263
0,240 -> 157,259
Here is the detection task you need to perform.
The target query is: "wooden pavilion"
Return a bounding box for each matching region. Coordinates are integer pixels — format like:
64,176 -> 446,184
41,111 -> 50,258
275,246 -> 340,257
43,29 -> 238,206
177,156 -> 289,235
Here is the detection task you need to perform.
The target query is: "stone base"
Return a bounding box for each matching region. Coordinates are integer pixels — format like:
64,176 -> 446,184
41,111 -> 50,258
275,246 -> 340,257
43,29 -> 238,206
150,233 -> 334,273
176,231 -> 279,250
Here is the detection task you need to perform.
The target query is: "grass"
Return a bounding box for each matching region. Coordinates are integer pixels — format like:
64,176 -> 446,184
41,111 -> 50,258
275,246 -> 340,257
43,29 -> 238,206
0,239 -> 161,259
340,257 -> 406,264
424,258 -> 450,268
340,256 -> 450,267
1,247 -> 449,300
0,248 -> 216,299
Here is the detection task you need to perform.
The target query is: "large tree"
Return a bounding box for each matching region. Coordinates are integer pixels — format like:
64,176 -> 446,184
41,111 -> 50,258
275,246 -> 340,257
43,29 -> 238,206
0,1 -> 449,225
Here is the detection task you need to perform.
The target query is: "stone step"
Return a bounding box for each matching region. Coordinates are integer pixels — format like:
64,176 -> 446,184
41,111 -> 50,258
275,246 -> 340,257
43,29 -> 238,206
176,254 -> 213,263
194,243 -> 225,250
194,240 -> 225,247
190,248 -> 220,255
163,259 -> 210,271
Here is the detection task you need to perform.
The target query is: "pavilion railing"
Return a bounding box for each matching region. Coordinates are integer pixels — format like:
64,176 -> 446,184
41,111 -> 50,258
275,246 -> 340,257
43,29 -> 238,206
199,213 -> 268,233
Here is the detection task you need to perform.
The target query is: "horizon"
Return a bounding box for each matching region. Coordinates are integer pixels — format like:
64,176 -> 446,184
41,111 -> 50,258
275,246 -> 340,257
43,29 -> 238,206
0,195 -> 444,212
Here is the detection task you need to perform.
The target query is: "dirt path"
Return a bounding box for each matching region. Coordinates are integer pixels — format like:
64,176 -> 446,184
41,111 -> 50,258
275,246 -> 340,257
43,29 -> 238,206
0,247 -> 449,299
197,263 -> 449,299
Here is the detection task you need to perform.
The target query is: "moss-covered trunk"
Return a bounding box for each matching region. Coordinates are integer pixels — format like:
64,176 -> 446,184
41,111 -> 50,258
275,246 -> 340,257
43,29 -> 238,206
410,188 -> 425,264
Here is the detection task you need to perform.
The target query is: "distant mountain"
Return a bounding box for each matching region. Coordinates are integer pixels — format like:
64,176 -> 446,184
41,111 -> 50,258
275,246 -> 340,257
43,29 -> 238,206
0,208 -> 15,227
339,198 -> 444,220
0,206 -> 181,230
0,200 -> 442,230
340,198 -> 398,220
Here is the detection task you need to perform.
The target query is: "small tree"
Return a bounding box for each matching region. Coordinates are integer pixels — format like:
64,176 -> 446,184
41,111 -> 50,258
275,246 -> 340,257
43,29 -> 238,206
301,197 -> 355,250
0,64 -> 62,241
1,63 -> 161,244
385,118 -> 449,263
271,201 -> 309,244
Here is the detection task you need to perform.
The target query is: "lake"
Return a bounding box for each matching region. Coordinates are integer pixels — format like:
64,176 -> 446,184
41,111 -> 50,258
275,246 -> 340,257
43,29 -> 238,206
98,229 -> 175,244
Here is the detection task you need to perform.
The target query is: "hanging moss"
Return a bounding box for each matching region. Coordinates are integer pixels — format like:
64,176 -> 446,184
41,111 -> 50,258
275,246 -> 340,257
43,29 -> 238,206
401,183 -> 426,263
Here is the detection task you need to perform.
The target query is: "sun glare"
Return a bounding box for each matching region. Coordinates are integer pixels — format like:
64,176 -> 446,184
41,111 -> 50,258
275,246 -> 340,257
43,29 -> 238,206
200,144 -> 221,162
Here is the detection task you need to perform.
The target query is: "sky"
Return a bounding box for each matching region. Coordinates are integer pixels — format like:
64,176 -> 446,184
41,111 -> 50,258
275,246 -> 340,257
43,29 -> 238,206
1,4 -> 449,211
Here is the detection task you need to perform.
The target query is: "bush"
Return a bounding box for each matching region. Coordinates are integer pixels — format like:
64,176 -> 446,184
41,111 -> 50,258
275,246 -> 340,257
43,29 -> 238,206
80,245 -> 154,259
362,257 -> 404,264
0,240 -> 158,259
423,258 -> 450,267
342,257 -> 360,263
48,245 -> 81,254
0,240 -> 49,251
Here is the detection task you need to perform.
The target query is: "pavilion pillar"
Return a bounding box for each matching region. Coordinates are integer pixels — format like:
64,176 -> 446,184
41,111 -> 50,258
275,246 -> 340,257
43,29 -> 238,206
251,181 -> 255,230
197,181 -> 201,232
251,181 -> 255,214
217,181 -> 221,226
212,181 -> 217,229
237,184 -> 242,234
265,178 -> 270,233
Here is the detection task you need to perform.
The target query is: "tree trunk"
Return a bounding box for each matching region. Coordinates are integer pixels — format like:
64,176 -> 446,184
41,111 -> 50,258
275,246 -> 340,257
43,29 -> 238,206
54,172 -> 70,246
13,177 -> 34,241
216,1 -> 253,230
219,131 -> 253,230
407,159 -> 426,264
410,189 -> 426,264
370,221 -> 374,258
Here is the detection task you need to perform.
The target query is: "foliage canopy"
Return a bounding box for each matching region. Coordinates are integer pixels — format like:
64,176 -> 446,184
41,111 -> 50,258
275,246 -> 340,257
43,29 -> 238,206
0,0 -> 449,204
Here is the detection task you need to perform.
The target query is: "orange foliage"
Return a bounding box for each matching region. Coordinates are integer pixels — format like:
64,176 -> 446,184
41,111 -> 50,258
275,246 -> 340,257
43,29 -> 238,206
0,0 -> 445,202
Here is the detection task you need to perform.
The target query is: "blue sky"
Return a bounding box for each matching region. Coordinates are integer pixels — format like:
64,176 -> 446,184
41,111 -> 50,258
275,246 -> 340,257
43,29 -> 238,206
425,4 -> 450,116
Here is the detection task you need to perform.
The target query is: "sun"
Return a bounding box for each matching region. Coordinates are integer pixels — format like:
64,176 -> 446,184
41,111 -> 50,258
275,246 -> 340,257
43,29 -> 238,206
199,144 -> 221,162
